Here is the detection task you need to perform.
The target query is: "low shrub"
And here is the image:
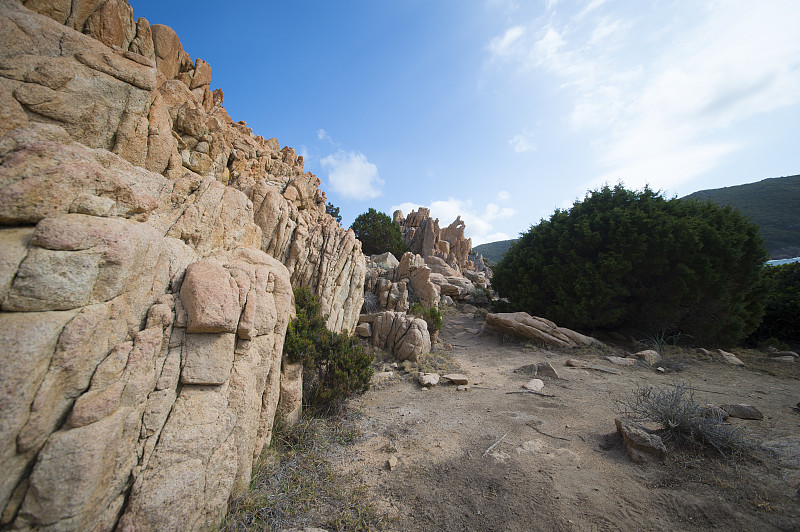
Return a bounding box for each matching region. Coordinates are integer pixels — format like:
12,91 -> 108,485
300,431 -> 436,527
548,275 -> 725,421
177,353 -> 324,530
409,303 -> 442,339
616,383 -> 753,459
284,287 -> 373,415
223,417 -> 388,531
466,286 -> 492,308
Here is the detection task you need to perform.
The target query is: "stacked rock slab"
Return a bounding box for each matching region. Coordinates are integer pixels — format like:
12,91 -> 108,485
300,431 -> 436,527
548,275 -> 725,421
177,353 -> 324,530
0,1 -> 365,530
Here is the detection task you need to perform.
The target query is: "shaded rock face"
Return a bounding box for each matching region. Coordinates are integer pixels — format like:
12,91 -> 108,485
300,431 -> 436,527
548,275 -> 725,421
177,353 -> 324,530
0,1 -> 365,530
393,207 -> 491,287
362,311 -> 431,362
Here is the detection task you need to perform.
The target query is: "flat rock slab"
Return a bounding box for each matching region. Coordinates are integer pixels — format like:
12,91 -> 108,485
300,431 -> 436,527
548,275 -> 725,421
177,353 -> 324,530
565,359 -> 622,375
721,404 -> 763,420
442,373 -> 469,385
717,349 -> 745,366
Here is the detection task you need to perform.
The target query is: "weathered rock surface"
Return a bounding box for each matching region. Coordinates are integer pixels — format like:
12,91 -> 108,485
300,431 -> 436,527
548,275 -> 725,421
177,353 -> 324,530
363,251 -> 440,313
615,418 -> 667,462
634,350 -> 661,366
720,404 -> 764,420
484,312 -> 600,348
717,349 -> 745,366
367,311 -> 431,362
0,1 -> 366,530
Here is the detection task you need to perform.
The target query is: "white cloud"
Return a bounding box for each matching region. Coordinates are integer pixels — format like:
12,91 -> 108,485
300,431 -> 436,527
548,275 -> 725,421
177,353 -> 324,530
316,128 -> 332,142
496,190 -> 511,201
488,1 -> 800,193
320,150 -> 384,200
508,130 -> 536,152
488,26 -> 525,59
390,197 -> 516,246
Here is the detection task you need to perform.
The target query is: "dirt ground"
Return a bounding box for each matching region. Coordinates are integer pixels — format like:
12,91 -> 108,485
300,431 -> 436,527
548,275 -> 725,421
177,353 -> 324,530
330,308 -> 800,532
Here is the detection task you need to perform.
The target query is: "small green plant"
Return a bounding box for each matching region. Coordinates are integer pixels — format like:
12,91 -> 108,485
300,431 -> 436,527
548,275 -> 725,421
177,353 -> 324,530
409,303 -> 442,340
284,287 -> 374,415
616,383 -> 754,459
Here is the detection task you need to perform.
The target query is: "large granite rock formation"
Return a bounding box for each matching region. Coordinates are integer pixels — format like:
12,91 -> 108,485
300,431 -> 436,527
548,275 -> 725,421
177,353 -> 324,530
393,207 -> 491,288
0,1 -> 366,530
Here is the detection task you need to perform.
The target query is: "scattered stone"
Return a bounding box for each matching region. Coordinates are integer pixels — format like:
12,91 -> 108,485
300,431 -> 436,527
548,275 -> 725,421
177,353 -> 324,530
465,327 -> 481,334
721,404 -> 763,420
372,371 -> 394,382
615,418 -> 667,462
463,304 -> 480,314
457,385 -> 469,392
523,379 -> 545,392
418,373 -> 440,387
535,361 -> 561,380
717,349 -> 745,366
634,350 -> 661,366
773,356 -> 796,363
605,356 -> 636,367
387,456 -> 399,471
565,359 -> 622,375
442,373 -> 469,385
355,322 -> 372,338
700,404 -> 730,420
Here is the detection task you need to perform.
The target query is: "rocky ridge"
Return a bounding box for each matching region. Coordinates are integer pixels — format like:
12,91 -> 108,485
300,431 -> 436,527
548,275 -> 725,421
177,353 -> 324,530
0,1 -> 365,530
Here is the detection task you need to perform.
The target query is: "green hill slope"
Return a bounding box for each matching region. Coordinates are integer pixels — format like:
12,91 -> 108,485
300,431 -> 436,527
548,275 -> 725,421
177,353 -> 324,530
473,239 -> 516,265
682,174 -> 800,259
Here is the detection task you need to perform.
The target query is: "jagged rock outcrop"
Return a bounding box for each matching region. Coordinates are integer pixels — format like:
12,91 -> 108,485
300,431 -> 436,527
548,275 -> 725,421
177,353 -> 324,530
0,1 -> 366,530
363,252 -> 441,313
0,0 -> 364,332
393,207 -> 491,289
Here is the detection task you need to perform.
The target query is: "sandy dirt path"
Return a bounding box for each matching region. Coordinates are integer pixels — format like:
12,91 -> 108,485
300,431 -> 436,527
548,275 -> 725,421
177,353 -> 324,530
333,309 -> 800,531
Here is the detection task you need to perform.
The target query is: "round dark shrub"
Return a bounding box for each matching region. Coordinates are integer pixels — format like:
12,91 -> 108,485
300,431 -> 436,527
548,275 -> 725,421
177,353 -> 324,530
492,185 -> 768,346
351,208 -> 410,257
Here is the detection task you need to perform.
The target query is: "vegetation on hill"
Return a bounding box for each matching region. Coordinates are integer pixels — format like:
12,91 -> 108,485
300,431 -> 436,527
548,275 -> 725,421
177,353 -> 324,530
683,174 -> 800,259
351,208 -> 410,257
472,239 -> 516,265
492,185 -> 768,346
746,262 -> 800,346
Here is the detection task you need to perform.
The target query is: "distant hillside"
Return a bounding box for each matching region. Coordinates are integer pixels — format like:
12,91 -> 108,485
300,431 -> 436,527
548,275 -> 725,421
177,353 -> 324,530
683,174 -> 800,259
473,239 -> 516,265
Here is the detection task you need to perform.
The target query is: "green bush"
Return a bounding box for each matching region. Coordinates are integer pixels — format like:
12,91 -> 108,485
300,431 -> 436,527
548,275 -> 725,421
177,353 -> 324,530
351,208 -> 410,257
492,185 -> 768,346
284,287 -> 373,414
409,303 -> 442,337
747,262 -> 800,344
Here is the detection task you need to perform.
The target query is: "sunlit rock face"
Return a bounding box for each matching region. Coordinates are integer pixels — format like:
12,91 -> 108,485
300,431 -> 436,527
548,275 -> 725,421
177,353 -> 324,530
0,1 -> 365,529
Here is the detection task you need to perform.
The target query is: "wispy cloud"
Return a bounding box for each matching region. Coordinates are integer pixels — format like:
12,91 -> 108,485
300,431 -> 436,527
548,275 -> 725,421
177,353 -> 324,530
487,1 -> 800,192
508,129 -> 537,152
316,128 -> 333,142
321,150 -> 384,200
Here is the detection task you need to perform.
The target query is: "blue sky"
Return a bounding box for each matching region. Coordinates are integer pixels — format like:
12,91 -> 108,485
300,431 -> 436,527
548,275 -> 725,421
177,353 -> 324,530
132,0 -> 800,245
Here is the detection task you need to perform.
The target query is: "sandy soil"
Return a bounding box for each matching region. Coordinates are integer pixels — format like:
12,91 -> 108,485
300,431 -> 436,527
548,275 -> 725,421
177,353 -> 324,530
333,309 -> 800,531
